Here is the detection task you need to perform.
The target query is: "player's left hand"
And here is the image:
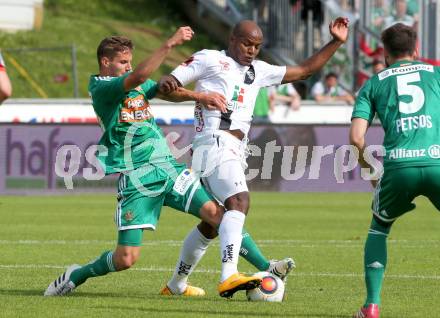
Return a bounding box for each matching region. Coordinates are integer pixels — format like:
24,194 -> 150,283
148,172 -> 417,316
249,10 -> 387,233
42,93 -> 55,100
329,17 -> 349,43
158,75 -> 180,94
198,92 -> 227,113
167,26 -> 194,48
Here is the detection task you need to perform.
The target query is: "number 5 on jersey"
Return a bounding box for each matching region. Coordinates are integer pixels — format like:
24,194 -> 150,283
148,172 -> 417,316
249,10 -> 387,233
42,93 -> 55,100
397,72 -> 425,114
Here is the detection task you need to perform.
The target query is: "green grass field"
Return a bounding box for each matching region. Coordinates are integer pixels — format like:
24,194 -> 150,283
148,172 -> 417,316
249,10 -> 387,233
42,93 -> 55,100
0,193 -> 439,317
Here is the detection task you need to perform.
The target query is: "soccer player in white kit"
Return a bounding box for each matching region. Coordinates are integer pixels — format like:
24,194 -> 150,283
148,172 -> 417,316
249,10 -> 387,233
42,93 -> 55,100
160,18 -> 349,298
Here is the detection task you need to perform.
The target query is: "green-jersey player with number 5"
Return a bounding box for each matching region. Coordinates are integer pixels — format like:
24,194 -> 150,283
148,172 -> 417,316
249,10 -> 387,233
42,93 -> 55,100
350,23 -> 440,318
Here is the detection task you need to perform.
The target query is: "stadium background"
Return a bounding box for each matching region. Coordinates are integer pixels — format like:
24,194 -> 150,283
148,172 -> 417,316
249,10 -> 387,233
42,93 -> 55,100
3,0 -> 429,194
1,1 -> 440,318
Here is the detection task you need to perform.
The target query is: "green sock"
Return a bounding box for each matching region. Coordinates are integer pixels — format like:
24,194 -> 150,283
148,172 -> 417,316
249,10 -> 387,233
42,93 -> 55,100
364,218 -> 392,306
70,251 -> 116,286
239,229 -> 270,271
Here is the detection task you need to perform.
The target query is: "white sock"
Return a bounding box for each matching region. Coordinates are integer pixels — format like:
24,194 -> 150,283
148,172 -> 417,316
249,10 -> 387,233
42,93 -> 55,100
167,226 -> 212,294
218,210 -> 246,282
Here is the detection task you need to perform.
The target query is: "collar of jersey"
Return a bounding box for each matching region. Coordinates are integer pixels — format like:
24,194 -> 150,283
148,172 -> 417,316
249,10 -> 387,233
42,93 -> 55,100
222,50 -> 250,70
389,59 -> 421,68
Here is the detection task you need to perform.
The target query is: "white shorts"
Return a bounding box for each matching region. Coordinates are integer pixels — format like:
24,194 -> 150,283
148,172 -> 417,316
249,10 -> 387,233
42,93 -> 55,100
192,130 -> 249,203
202,159 -> 249,203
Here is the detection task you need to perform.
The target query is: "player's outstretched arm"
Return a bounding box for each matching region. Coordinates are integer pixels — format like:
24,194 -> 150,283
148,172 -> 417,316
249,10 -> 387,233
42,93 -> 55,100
282,17 -> 349,83
157,88 -> 227,112
123,26 -> 194,91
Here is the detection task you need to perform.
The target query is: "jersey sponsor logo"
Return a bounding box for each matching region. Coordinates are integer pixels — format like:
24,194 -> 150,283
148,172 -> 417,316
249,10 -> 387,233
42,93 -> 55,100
226,85 -> 245,111
389,148 -> 426,159
395,115 -> 432,133
119,95 -> 153,122
428,145 -> 440,159
232,85 -> 244,103
94,76 -> 115,81
172,168 -> 197,195
181,56 -> 194,66
378,64 -> 434,81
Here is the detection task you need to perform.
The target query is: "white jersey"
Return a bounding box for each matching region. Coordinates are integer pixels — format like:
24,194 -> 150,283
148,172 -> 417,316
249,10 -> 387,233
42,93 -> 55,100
171,49 -> 286,135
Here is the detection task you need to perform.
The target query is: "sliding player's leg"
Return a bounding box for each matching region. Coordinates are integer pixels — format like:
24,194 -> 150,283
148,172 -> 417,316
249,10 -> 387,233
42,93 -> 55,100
44,172 -> 165,296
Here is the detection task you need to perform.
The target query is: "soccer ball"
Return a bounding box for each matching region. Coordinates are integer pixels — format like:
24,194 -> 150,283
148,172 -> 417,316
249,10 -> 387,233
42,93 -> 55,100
246,272 -> 285,302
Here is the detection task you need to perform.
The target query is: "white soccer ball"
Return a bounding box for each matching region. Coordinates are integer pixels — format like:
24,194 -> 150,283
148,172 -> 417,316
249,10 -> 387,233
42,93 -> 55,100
246,271 -> 285,302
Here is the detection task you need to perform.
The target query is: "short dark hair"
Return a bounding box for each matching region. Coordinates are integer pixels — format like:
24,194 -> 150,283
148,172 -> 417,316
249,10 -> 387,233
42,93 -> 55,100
97,36 -> 133,67
381,23 -> 417,58
325,72 -> 338,80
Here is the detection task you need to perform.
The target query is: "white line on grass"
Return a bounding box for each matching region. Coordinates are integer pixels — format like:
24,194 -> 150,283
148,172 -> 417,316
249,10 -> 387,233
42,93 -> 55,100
1,239 -> 439,247
1,264 -> 439,281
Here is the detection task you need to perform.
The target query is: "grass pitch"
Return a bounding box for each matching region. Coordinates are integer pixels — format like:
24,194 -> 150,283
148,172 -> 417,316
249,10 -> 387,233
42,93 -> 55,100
0,193 -> 439,317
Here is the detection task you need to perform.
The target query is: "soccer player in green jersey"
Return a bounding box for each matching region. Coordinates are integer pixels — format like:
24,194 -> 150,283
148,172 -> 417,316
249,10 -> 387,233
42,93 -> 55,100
44,26 -> 282,298
351,23 -> 440,318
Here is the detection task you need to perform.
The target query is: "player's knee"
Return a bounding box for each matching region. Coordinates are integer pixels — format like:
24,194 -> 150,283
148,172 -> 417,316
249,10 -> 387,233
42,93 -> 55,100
200,201 -> 224,228
224,192 -> 250,214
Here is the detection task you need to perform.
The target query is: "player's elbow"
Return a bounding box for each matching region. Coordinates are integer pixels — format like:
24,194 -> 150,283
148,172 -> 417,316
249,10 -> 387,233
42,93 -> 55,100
296,65 -> 314,81
349,132 -> 364,149
0,87 -> 12,103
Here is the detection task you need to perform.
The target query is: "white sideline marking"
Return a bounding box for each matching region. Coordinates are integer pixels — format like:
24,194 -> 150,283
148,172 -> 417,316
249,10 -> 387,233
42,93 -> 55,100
1,264 -> 440,281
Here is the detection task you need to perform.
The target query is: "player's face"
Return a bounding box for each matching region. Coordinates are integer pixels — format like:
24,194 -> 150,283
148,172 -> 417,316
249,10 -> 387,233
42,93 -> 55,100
230,33 -> 263,66
105,50 -> 133,77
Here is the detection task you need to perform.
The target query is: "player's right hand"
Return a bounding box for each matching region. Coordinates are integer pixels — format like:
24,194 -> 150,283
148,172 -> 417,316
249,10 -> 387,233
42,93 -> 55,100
198,92 -> 227,113
167,26 -> 194,47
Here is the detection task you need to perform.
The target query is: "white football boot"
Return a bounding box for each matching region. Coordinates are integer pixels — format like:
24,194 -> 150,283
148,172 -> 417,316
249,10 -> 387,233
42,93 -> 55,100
44,264 -> 80,296
268,258 -> 295,282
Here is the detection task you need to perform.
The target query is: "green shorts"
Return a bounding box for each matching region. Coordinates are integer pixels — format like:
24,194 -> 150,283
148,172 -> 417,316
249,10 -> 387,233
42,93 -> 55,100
371,166 -> 440,222
114,162 -> 214,245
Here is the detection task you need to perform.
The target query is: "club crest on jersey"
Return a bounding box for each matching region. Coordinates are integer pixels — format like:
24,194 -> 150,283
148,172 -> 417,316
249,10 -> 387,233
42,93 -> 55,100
120,95 -> 153,122
244,65 -> 255,84
181,56 -> 194,66
123,211 -> 134,222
